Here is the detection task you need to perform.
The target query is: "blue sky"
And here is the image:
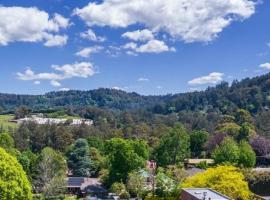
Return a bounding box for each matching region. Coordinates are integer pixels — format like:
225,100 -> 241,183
0,0 -> 270,95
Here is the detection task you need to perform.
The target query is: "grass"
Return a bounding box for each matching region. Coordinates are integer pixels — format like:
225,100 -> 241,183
0,114 -> 18,131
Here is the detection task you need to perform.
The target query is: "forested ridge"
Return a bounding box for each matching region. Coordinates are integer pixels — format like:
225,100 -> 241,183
1,72 -> 270,114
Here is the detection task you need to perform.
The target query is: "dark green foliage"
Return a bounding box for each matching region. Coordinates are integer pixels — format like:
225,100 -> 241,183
190,130 -> 209,158
238,141 -> 256,168
67,139 -> 96,177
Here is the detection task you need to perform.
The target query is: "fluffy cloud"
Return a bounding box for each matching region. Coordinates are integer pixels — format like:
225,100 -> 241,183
188,72 -> 224,85
123,39 -> 175,53
0,6 -> 70,46
80,29 -> 106,42
260,62 -> 270,69
44,35 -> 68,47
50,80 -> 61,87
122,29 -> 154,41
74,0 -> 255,42
75,46 -> 103,58
17,62 -> 96,86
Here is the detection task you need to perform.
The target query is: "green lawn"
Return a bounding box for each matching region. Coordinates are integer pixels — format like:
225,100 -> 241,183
0,114 -> 18,131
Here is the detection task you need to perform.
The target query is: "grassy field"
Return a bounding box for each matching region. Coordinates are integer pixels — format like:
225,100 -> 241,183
0,114 -> 18,131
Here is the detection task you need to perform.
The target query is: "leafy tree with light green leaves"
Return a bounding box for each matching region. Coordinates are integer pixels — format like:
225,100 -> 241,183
212,137 -> 239,165
0,147 -> 32,200
0,132 -> 17,155
153,123 -> 190,167
105,138 -> 147,185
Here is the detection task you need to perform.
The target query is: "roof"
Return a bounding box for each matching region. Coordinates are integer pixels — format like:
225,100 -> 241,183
67,177 -> 85,187
185,159 -> 214,164
182,188 -> 230,200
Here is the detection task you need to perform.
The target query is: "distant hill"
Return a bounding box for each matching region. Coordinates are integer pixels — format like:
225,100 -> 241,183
1,73 -> 270,115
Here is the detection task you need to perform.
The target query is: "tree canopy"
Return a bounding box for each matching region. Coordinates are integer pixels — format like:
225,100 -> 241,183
0,147 -> 32,200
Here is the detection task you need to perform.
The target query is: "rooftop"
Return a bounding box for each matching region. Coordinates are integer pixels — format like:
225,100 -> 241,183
182,188 -> 230,200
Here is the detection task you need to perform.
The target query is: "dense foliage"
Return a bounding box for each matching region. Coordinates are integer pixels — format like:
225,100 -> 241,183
181,165 -> 251,199
0,147 -> 32,200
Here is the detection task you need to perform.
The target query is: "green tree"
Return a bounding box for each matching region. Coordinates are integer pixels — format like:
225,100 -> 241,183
67,138 -> 96,177
153,124 -> 190,167
238,140 -> 256,168
235,109 -> 253,125
0,147 -> 32,200
212,137 -> 239,165
34,147 -> 67,197
190,130 -> 209,158
0,132 -> 17,155
105,138 -> 146,185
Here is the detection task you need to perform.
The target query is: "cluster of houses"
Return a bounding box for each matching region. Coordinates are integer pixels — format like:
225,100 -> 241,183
10,114 -> 93,126
66,159 -> 270,200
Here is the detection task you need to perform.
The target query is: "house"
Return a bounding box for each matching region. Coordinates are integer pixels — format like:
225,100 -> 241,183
184,159 -> 214,166
12,116 -> 93,126
67,177 -> 107,198
181,188 -> 229,200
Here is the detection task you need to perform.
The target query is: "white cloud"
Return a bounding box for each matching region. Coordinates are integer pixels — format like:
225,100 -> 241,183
44,35 -> 68,47
260,62 -> 270,69
137,40 -> 175,53
188,72 -> 224,85
17,62 -> 96,87
75,46 -> 103,58
50,80 -> 61,87
74,0 -> 256,43
122,29 -> 154,41
156,86 -> 163,89
80,29 -> 106,42
0,6 -> 70,46
59,87 -> 71,91
138,77 -> 149,82
123,40 -> 175,54
34,81 -> 41,85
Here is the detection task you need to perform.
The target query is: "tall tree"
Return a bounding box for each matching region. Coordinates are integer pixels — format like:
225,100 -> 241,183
190,130 -> 209,158
67,138 -> 96,177
105,138 -> 147,185
153,123 -> 190,167
34,147 -> 67,197
238,140 -> 256,168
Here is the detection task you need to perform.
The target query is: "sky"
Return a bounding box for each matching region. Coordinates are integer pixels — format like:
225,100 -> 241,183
0,0 -> 270,95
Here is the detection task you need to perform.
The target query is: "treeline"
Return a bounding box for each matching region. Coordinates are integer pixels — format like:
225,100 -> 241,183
1,73 -> 270,114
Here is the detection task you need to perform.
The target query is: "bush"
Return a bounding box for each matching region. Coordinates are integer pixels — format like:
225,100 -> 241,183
0,147 -> 32,200
181,165 -> 251,199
